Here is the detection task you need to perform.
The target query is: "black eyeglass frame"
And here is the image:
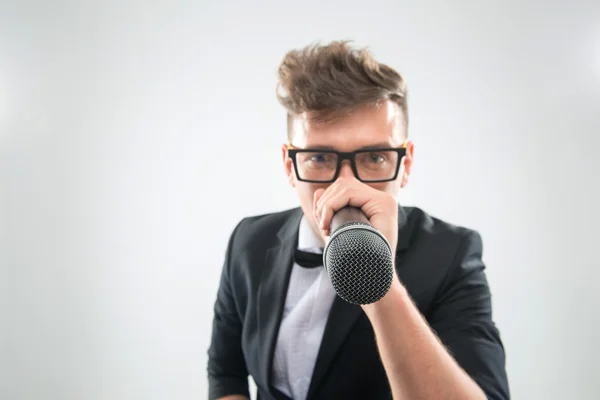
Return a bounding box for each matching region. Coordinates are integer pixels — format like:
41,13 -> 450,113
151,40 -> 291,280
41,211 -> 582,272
287,145 -> 407,183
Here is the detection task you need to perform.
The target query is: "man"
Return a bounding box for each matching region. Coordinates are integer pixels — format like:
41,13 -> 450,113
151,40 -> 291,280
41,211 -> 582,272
207,41 -> 509,400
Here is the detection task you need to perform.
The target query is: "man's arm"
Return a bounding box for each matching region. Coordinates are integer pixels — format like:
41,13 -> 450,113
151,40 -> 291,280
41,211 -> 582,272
207,220 -> 251,400
362,230 -> 509,400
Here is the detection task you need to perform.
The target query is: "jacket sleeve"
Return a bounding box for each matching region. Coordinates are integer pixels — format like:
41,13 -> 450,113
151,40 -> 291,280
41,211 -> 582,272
207,220 -> 250,399
428,230 -> 510,400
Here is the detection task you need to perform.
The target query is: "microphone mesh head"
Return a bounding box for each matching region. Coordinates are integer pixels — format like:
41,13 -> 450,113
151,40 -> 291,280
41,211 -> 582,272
323,222 -> 394,305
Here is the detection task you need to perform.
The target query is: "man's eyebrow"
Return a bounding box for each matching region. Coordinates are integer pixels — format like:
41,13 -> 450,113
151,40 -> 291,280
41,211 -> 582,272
356,142 -> 394,150
303,144 -> 337,150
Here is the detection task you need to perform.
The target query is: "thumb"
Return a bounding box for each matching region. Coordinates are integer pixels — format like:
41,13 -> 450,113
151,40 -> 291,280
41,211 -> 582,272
313,188 -> 325,204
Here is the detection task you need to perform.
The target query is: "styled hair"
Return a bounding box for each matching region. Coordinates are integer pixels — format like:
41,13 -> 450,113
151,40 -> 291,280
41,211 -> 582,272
276,40 -> 408,139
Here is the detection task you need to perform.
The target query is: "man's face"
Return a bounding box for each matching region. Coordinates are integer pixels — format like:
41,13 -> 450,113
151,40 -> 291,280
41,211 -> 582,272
281,100 -> 414,244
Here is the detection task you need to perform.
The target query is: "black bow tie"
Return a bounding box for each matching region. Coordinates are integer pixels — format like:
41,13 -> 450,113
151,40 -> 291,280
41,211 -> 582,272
294,249 -> 324,269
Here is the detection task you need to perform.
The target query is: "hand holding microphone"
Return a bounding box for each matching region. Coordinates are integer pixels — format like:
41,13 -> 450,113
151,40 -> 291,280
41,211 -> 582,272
314,177 -> 399,305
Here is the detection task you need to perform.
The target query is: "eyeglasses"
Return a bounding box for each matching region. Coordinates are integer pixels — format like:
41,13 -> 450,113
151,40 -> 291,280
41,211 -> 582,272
287,143 -> 407,183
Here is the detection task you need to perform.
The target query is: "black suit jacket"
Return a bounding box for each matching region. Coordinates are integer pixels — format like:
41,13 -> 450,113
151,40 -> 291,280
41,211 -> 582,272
207,206 -> 509,400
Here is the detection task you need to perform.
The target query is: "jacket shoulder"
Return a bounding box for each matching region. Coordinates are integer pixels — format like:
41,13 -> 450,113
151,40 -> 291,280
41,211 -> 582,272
228,207 -> 301,250
402,206 -> 481,247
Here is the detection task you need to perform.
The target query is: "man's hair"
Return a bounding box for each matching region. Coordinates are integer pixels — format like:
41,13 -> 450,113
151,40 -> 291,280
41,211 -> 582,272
276,40 -> 408,140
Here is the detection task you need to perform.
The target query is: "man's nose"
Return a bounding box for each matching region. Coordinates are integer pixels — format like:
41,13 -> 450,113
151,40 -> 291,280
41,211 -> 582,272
338,160 -> 355,179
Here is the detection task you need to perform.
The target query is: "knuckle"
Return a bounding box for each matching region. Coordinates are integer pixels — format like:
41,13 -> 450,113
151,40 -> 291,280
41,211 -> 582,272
337,176 -> 349,185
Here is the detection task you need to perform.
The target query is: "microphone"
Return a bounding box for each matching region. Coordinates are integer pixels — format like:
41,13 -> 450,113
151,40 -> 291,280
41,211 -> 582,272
322,207 -> 395,305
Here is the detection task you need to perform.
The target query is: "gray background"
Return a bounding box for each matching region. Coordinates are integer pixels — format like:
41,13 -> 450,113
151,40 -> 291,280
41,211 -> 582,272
1,1 -> 599,399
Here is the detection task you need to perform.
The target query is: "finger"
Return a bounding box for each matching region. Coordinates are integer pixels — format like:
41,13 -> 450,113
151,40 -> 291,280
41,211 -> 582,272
314,183 -> 332,222
316,178 -> 364,228
313,188 -> 326,227
315,181 -> 343,226
320,187 -> 353,231
313,188 -> 328,222
313,188 -> 325,207
322,184 -> 383,230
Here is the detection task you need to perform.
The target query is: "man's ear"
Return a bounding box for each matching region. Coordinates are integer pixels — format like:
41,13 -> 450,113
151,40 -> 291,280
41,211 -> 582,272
281,144 -> 295,187
400,141 -> 414,187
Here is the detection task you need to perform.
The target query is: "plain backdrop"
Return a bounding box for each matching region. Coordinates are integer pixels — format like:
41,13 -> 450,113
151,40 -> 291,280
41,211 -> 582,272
1,1 -> 599,399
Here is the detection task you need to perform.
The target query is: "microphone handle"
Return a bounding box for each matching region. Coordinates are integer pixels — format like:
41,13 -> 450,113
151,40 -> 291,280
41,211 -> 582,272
330,207 -> 370,233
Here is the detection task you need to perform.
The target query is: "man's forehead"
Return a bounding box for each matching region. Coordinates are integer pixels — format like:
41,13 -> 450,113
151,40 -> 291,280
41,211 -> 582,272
290,102 -> 406,147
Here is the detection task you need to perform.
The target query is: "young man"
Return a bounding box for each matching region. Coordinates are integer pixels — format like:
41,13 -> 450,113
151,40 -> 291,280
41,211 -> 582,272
207,41 -> 509,400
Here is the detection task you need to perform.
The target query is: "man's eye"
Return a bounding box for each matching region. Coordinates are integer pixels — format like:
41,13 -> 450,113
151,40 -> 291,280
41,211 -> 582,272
309,154 -> 334,163
365,153 -> 386,163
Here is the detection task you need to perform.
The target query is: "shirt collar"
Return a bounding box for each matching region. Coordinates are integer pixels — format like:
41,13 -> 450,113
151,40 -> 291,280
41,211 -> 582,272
297,215 -> 324,253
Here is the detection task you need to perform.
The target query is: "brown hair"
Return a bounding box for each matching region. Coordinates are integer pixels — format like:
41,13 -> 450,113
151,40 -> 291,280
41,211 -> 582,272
276,40 -> 408,139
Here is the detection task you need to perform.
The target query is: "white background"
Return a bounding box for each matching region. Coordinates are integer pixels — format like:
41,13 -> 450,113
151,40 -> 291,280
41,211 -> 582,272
1,1 -> 599,399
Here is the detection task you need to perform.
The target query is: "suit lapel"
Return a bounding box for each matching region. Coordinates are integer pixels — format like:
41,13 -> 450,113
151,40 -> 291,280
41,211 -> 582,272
306,294 -> 362,399
306,206 -> 413,399
256,208 -> 302,394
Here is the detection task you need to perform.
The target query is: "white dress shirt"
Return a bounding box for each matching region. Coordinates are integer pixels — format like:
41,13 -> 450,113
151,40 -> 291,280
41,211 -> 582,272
271,216 -> 338,400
